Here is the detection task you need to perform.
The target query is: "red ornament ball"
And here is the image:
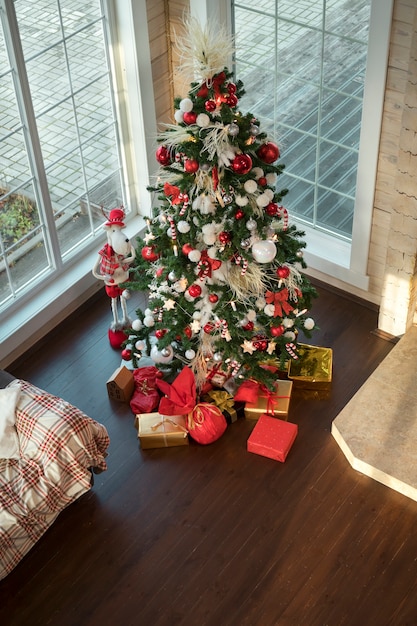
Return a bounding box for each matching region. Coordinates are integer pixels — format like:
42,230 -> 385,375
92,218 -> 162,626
276,266 -> 290,279
183,111 -> 197,125
227,82 -> 237,94
242,321 -> 254,332
218,231 -> 232,245
235,209 -> 245,220
182,243 -> 194,255
205,99 -> 216,112
226,93 -> 238,107
121,348 -> 132,361
256,142 -> 280,164
253,336 -> 268,351
184,326 -> 192,338
209,293 -> 219,303
231,153 -> 253,175
155,329 -> 167,339
155,145 -> 171,166
258,176 -> 267,186
265,202 -> 279,216
203,322 -> 215,334
184,159 -> 199,173
270,325 -> 285,337
141,246 -> 159,262
188,284 -> 202,298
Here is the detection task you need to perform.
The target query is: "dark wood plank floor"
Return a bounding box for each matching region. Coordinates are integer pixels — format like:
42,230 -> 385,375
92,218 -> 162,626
2,282 -> 417,626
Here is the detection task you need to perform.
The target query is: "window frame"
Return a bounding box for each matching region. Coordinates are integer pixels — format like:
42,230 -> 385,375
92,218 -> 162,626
191,0 -> 394,291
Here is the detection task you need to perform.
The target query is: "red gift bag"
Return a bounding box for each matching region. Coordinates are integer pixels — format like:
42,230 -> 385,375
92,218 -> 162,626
130,366 -> 161,414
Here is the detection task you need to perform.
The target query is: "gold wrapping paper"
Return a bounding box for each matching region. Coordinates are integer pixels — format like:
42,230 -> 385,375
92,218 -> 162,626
135,412 -> 189,449
288,344 -> 333,389
244,380 -> 293,420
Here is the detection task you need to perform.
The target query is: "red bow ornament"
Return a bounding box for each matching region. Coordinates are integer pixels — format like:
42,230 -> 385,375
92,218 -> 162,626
197,250 -> 222,279
265,287 -> 294,318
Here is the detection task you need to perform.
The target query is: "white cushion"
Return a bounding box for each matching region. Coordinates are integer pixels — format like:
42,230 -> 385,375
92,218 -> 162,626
0,383 -> 21,459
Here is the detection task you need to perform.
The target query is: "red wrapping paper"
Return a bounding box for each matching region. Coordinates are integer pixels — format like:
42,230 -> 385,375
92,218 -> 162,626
247,414 -> 298,462
130,366 -> 162,414
156,367 -> 227,444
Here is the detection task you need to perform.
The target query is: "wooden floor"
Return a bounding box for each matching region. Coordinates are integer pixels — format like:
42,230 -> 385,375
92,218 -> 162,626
1,282 -> 417,626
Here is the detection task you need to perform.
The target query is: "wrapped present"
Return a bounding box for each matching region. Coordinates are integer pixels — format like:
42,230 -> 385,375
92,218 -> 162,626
234,379 -> 293,420
130,366 -> 162,414
156,367 -> 227,445
247,414 -> 298,462
205,360 -> 231,388
202,389 -> 241,424
288,343 -> 333,389
135,412 -> 189,449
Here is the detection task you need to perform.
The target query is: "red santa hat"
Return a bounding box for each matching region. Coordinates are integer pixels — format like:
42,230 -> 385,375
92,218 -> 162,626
104,207 -> 125,228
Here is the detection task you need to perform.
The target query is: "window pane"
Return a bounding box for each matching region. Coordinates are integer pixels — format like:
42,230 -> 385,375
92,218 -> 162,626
233,0 -> 372,242
0,0 -> 126,312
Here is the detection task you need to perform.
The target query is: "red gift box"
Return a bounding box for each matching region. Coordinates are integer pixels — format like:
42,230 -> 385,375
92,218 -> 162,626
247,414 -> 298,462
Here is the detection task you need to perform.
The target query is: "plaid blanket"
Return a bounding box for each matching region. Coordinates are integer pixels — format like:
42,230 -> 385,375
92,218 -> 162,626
0,379 -> 110,580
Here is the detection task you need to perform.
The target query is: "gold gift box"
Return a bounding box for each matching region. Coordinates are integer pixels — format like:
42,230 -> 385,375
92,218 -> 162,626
288,343 -> 333,390
244,380 -> 293,420
135,412 -> 189,449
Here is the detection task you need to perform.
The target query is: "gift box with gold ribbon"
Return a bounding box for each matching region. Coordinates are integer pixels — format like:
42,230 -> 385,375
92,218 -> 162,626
234,379 -> 293,420
135,412 -> 189,449
288,343 -> 333,390
202,389 -> 243,424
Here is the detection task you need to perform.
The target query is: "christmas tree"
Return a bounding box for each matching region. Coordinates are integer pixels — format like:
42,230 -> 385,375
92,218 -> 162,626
126,18 -> 317,393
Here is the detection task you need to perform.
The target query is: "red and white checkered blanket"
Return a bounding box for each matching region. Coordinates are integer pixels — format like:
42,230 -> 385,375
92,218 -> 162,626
0,379 -> 110,580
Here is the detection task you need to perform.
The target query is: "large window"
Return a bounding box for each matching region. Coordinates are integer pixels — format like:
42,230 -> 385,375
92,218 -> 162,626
230,0 -> 393,288
0,0 -> 126,312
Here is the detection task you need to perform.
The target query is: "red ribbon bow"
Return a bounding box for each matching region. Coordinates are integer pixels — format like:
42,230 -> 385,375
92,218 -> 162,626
265,288 -> 294,318
197,250 -> 222,279
156,366 -> 196,416
164,182 -> 182,204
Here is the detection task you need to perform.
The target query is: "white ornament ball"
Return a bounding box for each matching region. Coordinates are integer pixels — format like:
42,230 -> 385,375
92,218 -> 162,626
144,308 -> 153,316
174,279 -> 187,293
283,317 -> 294,328
135,340 -> 145,350
203,233 -> 216,246
284,331 -> 296,341
235,195 -> 249,207
264,304 -> 275,317
256,193 -> 271,208
304,317 -> 315,330
193,311 -> 202,320
174,109 -> 184,123
256,297 -> 266,309
132,318 -> 142,331
179,97 -> 193,112
252,167 -> 264,179
196,113 -> 210,127
151,344 -> 174,364
266,172 -> 277,185
265,189 -> 274,200
143,315 -> 155,327
185,349 -> 196,360
247,309 -> 257,321
244,179 -> 258,194
252,240 -> 277,263
168,271 -> 176,281
213,352 -> 223,362
188,249 -> 202,263
246,218 -> 257,231
177,220 -> 190,233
